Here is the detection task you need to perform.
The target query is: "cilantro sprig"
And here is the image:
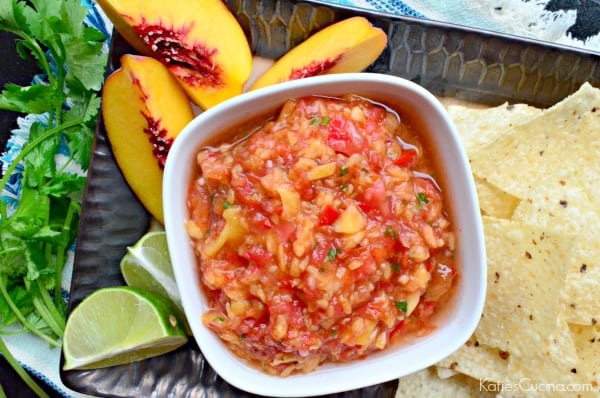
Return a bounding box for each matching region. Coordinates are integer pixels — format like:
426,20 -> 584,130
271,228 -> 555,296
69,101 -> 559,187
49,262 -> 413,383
0,0 -> 107,395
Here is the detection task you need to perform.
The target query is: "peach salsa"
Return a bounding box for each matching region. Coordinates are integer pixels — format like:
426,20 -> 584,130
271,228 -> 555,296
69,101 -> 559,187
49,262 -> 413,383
186,94 -> 457,376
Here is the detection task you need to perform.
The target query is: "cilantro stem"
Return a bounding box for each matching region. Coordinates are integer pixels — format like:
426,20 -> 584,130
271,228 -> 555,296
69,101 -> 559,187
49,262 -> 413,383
54,200 -> 77,310
0,118 -> 84,195
0,277 -> 60,348
4,31 -> 61,126
0,337 -> 50,398
35,280 -> 65,337
31,297 -> 63,340
16,32 -> 56,90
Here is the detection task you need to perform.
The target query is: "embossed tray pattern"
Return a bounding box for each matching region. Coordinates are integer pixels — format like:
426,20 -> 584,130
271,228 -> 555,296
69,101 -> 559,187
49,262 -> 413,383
61,0 -> 599,396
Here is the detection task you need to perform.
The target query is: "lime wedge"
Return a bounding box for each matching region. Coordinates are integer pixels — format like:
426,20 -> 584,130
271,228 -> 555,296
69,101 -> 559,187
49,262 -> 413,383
120,231 -> 182,311
62,286 -> 187,370
120,230 -> 191,334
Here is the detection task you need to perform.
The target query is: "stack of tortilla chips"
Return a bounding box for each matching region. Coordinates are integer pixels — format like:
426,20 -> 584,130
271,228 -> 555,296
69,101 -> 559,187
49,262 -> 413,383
397,83 -> 600,398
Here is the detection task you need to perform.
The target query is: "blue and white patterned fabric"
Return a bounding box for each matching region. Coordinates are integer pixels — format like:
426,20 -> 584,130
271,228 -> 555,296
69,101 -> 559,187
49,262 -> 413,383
0,0 -> 597,396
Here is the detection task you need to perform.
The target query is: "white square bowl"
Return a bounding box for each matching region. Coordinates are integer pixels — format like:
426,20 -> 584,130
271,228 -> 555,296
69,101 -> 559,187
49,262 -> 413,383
163,73 -> 486,397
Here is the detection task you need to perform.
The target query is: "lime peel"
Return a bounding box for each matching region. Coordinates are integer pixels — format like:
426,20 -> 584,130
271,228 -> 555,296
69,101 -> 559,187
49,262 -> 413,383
119,230 -> 191,334
120,231 -> 183,309
62,286 -> 187,370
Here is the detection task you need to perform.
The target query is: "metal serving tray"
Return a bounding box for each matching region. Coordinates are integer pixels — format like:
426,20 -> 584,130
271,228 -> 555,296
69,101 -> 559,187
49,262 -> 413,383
60,0 -> 599,396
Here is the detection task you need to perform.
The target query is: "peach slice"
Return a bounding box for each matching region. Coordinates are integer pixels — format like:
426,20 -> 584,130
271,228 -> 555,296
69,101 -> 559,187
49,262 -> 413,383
97,0 -> 252,109
102,54 -> 194,223
249,17 -> 387,90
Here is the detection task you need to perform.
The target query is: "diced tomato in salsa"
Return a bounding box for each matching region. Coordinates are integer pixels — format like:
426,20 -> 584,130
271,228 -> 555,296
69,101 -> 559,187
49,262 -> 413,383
394,149 -> 418,168
318,204 -> 340,226
326,115 -> 364,156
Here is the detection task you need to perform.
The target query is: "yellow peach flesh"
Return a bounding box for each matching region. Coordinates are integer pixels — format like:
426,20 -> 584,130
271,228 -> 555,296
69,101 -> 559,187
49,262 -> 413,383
102,54 -> 194,223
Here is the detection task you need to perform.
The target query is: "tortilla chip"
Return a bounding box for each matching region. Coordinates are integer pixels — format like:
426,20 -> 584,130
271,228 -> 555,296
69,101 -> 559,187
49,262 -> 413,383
475,216 -> 574,357
506,318 -> 582,398
436,336 -> 509,384
569,324 -> 600,387
511,173 -> 596,236
469,83 -> 600,201
511,173 -> 600,325
560,232 -> 600,325
474,176 -> 520,219
434,366 -> 459,379
397,83 -> 600,397
446,101 -> 541,158
395,367 -> 497,397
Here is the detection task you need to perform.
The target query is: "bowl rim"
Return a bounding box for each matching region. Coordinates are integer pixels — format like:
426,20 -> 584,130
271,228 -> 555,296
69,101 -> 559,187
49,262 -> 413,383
163,72 -> 487,397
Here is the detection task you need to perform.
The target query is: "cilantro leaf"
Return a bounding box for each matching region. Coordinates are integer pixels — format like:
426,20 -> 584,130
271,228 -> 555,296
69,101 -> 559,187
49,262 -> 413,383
64,36 -> 107,93
395,300 -> 408,313
0,83 -> 62,114
0,1 -> 31,36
